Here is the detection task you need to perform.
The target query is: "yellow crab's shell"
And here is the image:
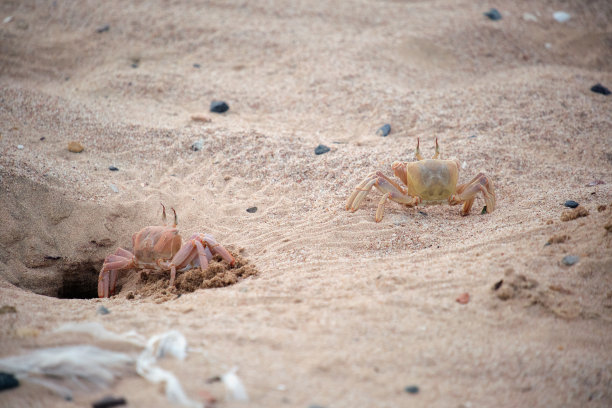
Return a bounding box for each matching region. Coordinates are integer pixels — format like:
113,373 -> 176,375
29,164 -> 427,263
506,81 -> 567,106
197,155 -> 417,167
404,159 -> 460,202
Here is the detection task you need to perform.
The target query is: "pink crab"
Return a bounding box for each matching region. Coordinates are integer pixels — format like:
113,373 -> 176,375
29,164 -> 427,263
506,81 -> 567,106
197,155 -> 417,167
98,204 -> 235,297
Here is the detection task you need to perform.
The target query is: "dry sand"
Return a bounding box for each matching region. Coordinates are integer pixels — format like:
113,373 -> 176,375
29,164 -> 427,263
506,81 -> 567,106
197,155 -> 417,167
1,1 -> 611,407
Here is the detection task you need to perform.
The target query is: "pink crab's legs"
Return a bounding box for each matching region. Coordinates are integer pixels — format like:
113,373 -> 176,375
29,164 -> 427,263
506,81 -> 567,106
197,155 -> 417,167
98,247 -> 135,297
202,234 -> 235,266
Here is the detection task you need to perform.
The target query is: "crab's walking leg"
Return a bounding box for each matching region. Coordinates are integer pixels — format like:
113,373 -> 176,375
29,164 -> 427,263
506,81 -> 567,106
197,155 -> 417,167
202,234 -> 235,266
98,248 -> 134,298
194,240 -> 209,270
346,171 -> 420,222
164,241 -> 199,286
450,172 -> 496,215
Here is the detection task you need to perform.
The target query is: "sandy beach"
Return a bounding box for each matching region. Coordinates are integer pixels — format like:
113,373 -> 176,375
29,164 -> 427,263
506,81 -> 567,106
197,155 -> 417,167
1,1 -> 611,407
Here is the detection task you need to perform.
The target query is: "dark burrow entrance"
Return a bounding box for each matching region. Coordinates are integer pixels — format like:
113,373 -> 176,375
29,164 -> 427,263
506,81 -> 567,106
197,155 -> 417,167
56,259 -> 102,299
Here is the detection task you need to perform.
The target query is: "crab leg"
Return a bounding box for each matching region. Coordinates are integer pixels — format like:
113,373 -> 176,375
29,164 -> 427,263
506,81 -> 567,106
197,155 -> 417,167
163,241 -> 199,286
346,171 -> 419,221
450,172 -> 495,215
194,240 -> 209,270
202,234 -> 235,266
98,248 -> 135,297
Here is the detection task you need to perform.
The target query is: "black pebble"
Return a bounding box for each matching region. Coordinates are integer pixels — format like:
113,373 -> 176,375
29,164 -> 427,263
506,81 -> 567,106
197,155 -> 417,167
405,385 -> 420,394
44,255 -> 61,260
246,207 -> 257,213
193,63 -> 201,68
97,306 -> 110,315
131,63 -> 138,68
564,200 -> 579,208
418,211 -> 428,216
590,83 -> 611,95
92,395 -> 127,408
40,137 -> 46,141
96,24 -> 110,33
314,144 -> 330,155
109,166 -> 119,171
493,279 -> 503,290
0,372 -> 19,392
210,100 -> 229,113
484,8 -> 502,20
377,124 -> 391,137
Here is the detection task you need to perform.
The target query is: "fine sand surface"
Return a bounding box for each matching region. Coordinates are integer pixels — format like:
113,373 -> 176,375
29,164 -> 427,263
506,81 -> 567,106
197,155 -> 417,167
1,1 -> 611,407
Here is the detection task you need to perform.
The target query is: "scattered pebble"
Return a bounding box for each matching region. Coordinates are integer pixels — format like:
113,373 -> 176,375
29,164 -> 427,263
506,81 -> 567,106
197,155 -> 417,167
564,200 -> 579,208
0,305 -> 17,314
210,100 -> 229,113
44,255 -> 61,260
545,43 -> 552,50
493,280 -> 503,291
483,8 -> 502,21
190,114 -> 211,123
92,395 -> 127,408
3,16 -> 13,24
191,139 -> 205,151
193,63 -> 201,68
523,13 -> 538,22
96,24 -> 110,33
481,206 -> 488,214
590,84 -> 611,95
405,385 -> 420,394
456,293 -> 470,304
418,211 -> 428,216
97,306 -> 110,315
562,255 -> 579,266
314,144 -> 330,155
131,63 -> 138,68
561,206 -> 589,221
40,136 -> 45,141
246,207 -> 257,213
108,166 -> 119,171
68,141 -> 84,153
547,234 -> 569,244
586,179 -> 605,186
17,144 -> 24,150
126,291 -> 135,300
0,372 -> 19,391
553,11 -> 570,23
109,184 -> 119,193
376,124 -> 391,137
468,134 -> 477,139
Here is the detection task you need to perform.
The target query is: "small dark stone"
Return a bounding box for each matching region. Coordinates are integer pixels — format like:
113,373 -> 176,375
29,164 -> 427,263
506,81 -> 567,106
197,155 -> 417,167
468,134 -> 477,139
131,63 -> 138,68
44,255 -> 61,260
246,207 -> 257,213
308,405 -> 327,408
210,100 -> 229,113
108,166 -> 119,171
193,63 -> 201,68
40,136 -> 46,141
191,139 -> 204,151
97,306 -> 110,315
481,206 -> 488,214
314,144 -> 330,155
564,200 -> 579,208
562,255 -> 579,266
96,24 -> 110,33
0,372 -> 19,392
590,83 -> 611,95
493,279 -> 503,290
92,395 -> 127,408
376,124 -> 391,137
405,385 -> 420,394
418,211 -> 428,216
484,8 -> 502,20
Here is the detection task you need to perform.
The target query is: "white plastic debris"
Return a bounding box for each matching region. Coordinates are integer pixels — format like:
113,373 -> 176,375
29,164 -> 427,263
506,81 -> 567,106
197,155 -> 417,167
221,367 -> 249,402
55,322 -> 145,346
109,183 -> 119,193
3,16 -> 13,24
553,11 -> 570,23
0,345 -> 133,401
136,331 -> 202,408
17,144 -> 24,150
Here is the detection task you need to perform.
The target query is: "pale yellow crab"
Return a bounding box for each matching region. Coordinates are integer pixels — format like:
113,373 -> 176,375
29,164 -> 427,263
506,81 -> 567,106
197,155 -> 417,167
346,138 -> 496,222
